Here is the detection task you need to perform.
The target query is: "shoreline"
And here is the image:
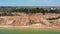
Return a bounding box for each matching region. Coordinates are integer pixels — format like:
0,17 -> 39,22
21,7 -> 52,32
0,25 -> 60,29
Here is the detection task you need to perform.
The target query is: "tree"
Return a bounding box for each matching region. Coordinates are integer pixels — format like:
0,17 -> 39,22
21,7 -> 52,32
23,8 -> 28,13
39,8 -> 45,15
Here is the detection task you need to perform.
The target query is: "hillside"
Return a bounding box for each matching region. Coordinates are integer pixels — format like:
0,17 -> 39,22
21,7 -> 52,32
0,12 -> 60,28
0,6 -> 60,28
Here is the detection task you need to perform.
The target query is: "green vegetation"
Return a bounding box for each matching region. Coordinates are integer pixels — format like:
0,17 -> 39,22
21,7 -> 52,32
0,28 -> 60,34
0,7 -> 60,16
47,16 -> 60,20
12,8 -> 60,14
0,7 -> 60,14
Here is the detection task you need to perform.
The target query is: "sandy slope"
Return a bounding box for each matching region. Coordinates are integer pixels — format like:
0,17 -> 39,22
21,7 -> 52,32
0,13 -> 60,28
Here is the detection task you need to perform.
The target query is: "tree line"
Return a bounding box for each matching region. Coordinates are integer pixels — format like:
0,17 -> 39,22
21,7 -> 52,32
0,7 -> 60,16
12,8 -> 60,14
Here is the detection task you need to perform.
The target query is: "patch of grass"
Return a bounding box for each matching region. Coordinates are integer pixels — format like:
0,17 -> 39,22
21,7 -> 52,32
0,28 -> 60,34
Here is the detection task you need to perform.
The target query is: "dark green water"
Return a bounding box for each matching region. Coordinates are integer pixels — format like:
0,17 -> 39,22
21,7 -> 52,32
0,28 -> 60,34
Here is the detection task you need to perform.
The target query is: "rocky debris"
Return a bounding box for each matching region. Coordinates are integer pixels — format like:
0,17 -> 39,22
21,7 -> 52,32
29,23 -> 46,28
0,13 -> 60,27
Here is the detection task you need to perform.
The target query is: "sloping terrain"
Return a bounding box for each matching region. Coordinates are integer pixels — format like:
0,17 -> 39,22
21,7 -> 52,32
0,12 -> 60,28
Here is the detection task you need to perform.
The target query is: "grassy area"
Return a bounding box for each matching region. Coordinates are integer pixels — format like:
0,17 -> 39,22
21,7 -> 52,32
0,28 -> 60,34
